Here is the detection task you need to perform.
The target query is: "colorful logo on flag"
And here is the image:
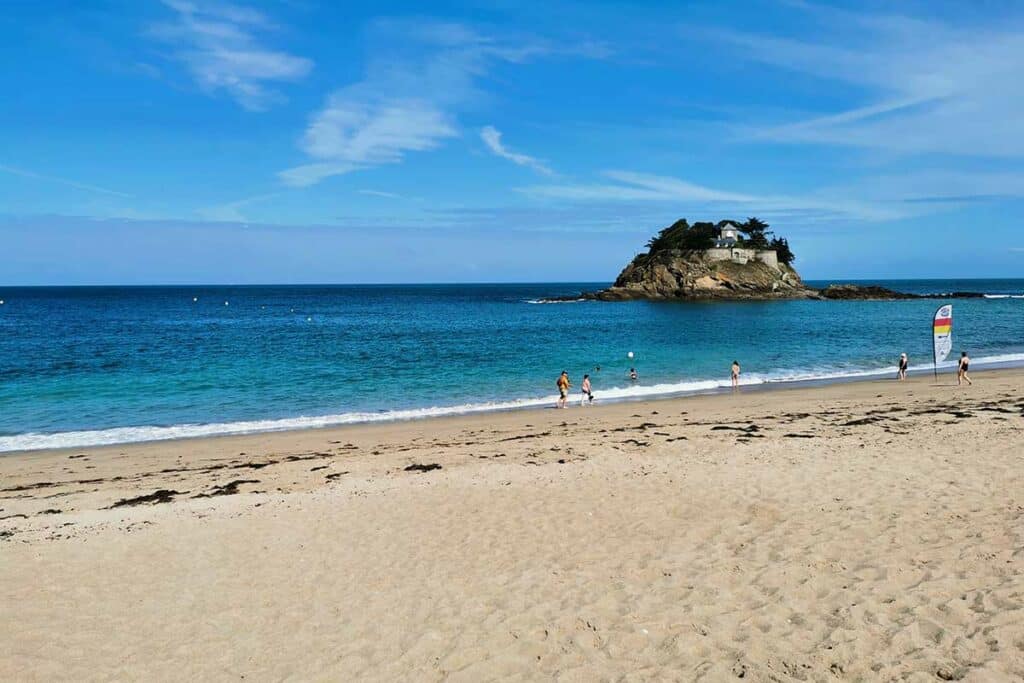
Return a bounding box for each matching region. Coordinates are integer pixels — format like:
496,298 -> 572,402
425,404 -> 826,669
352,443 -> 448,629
933,304 -> 953,364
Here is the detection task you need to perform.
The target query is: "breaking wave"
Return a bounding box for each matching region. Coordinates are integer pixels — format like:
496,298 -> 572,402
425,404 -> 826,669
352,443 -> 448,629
4,352 -> 1024,453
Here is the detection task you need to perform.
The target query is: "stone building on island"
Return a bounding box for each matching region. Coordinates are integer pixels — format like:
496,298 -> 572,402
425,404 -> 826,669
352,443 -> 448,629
705,221 -> 779,269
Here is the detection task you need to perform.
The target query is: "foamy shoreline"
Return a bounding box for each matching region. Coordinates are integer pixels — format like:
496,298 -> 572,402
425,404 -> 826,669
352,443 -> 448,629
5,352 -> 1024,453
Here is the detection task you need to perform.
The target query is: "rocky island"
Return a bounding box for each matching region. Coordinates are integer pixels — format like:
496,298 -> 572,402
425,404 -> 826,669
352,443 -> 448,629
575,218 -> 812,301
552,218 -> 982,302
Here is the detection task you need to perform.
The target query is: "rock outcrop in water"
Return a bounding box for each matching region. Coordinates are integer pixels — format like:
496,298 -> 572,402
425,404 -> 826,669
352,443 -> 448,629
819,284 -> 985,300
544,217 -> 986,303
818,284 -> 907,300
588,249 -> 813,301
559,266 -> 987,303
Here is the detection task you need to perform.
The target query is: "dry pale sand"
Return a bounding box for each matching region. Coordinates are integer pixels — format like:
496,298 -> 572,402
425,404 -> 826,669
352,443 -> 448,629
1,371 -> 1022,681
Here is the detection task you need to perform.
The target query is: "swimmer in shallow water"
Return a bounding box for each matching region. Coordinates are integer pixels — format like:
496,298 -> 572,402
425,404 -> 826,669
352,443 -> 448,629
731,360 -> 741,389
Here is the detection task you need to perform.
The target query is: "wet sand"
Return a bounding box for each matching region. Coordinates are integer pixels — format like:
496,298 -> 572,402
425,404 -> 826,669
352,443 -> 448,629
2,370 -> 1022,680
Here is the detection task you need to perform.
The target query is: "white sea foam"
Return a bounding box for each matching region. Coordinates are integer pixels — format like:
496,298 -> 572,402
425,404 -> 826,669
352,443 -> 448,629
4,352 -> 1024,453
983,294 -> 1024,299
525,298 -> 586,304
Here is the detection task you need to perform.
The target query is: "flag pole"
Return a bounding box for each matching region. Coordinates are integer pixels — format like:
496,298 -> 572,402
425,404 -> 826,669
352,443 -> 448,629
933,305 -> 946,385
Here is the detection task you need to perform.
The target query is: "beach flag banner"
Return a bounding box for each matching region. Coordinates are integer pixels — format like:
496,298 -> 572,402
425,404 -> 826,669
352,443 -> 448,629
932,304 -> 953,378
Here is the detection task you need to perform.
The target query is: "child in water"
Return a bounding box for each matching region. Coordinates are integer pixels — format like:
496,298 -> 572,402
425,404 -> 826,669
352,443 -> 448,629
581,374 -> 594,406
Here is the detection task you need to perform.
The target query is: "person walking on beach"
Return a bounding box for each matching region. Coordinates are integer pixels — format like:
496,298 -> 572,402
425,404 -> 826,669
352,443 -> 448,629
581,374 -> 594,406
731,360 -> 741,389
957,351 -> 972,386
556,371 -> 571,408
898,353 -> 909,381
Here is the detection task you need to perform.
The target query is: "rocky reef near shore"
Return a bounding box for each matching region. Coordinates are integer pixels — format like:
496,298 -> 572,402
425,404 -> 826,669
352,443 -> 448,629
818,284 -> 985,300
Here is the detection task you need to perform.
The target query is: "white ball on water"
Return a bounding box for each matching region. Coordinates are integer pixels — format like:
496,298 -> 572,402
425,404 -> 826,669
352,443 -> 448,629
627,351 -> 634,359
192,297 -> 198,302
224,301 -> 229,306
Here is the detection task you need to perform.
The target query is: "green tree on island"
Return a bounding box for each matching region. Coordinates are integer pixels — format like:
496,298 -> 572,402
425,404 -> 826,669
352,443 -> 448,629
645,219 -> 717,251
640,217 -> 795,264
769,236 -> 795,265
739,217 -> 772,249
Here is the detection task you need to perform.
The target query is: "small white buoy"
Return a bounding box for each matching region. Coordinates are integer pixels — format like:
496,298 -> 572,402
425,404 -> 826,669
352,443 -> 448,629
627,351 -> 634,359
224,301 -> 229,306
307,316 -> 312,322
0,299 -> 4,305
192,296 -> 198,302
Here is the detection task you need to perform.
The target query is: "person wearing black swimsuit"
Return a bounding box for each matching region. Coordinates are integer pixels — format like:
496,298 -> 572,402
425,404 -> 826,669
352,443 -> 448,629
898,353 -> 908,381
957,351 -> 972,386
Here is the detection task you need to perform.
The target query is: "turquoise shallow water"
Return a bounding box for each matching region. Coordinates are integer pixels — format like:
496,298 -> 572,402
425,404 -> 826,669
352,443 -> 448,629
0,279 -> 1022,451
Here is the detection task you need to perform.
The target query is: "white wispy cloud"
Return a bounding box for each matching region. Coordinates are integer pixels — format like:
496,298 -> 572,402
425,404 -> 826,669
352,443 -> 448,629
480,126 -> 554,176
151,0 -> 312,111
0,163 -> 132,198
279,20 -> 604,186
826,170 -> 1024,203
709,7 -> 1024,157
357,189 -> 403,199
280,94 -> 457,187
196,192 -> 278,222
522,171 -> 757,203
520,170 -> 922,223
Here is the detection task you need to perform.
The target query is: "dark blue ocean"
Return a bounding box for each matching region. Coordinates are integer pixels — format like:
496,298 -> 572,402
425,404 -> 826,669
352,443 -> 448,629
1,279 -> 1022,451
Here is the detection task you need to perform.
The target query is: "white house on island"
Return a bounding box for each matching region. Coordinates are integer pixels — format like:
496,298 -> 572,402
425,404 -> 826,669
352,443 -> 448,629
706,222 -> 779,269
714,221 -> 741,248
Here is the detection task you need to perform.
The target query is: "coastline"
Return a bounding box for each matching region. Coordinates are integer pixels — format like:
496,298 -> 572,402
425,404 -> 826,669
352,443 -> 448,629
5,365 -> 1018,495
5,280 -> 1023,454
3,367 -> 1022,679
5,353 -> 1024,454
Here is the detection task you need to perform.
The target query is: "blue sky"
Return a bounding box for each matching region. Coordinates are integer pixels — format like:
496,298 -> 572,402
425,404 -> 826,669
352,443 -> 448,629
2,0 -> 1023,284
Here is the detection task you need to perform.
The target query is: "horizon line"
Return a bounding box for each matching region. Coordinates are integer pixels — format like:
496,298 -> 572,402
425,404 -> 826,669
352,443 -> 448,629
2,276 -> 1023,289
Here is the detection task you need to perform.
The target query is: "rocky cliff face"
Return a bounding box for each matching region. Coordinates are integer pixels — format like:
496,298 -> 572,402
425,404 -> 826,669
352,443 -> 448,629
591,250 -> 813,301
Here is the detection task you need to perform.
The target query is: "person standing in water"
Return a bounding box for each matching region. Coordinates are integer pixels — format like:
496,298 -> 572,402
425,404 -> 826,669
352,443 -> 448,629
957,351 -> 972,386
556,371 -> 571,408
629,368 -> 638,382
581,374 -> 593,406
731,360 -> 741,389
898,353 -> 909,381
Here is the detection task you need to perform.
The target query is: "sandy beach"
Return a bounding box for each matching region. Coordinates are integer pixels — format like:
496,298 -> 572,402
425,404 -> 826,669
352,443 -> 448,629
2,370 -> 1022,681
